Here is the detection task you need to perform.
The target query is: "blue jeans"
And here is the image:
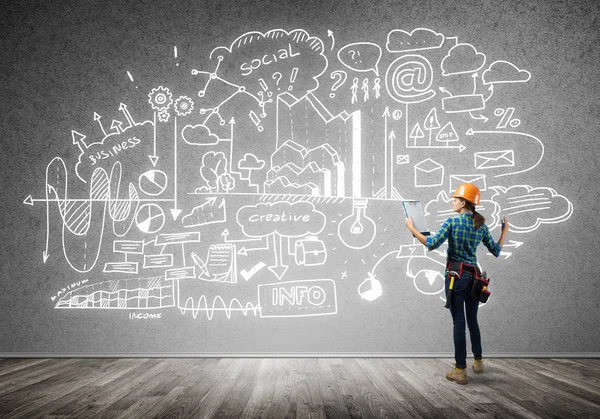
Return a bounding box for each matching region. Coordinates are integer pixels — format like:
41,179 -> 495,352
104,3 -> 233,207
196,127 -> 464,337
445,271 -> 482,368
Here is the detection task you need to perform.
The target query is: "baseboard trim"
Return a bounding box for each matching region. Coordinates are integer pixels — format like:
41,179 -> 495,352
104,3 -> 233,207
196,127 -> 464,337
1,352 -> 599,358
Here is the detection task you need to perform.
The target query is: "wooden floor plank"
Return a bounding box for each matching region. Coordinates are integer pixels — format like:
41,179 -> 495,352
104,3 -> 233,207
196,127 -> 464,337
212,359 -> 264,419
316,361 -> 353,419
143,358 -> 233,419
52,359 -> 165,417
354,358 -> 423,419
370,358 -> 437,418
0,359 -> 50,378
263,358 -> 302,419
487,359 -> 600,418
0,359 -> 127,419
0,358 -> 598,419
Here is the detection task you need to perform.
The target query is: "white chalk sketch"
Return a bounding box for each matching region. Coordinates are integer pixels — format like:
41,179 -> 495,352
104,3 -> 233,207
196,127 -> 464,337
482,60 -> 531,85
258,279 -> 337,318
414,158 -> 445,188
386,28 -> 445,53
55,277 -> 174,309
474,150 -> 515,170
337,42 -> 382,76
449,174 -> 487,193
22,26 -> 573,322
441,43 -> 487,76
494,107 -> 521,129
337,198 -> 377,249
488,185 -> 573,233
295,236 -> 327,266
198,243 -> 238,283
179,292 -> 261,320
365,244 -> 446,303
385,54 -> 436,104
358,273 -> 383,302
182,197 -> 226,227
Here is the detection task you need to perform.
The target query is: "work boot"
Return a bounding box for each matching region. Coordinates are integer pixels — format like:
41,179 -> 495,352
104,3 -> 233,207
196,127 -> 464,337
473,358 -> 484,374
446,366 -> 468,385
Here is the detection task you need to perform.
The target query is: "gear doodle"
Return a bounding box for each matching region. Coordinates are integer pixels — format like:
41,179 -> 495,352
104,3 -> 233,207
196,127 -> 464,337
158,108 -> 170,122
174,95 -> 194,116
148,86 -> 173,111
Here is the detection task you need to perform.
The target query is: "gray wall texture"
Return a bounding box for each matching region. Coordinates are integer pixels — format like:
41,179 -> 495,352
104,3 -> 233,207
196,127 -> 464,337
1,0 -> 599,355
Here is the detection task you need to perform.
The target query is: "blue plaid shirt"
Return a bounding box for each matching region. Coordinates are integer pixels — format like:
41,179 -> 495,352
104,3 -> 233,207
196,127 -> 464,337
425,213 -> 501,265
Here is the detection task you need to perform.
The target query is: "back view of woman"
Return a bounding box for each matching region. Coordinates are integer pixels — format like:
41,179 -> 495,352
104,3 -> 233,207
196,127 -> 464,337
404,183 -> 509,385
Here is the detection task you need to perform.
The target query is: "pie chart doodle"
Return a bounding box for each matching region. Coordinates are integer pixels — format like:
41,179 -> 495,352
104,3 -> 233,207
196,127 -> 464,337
136,203 -> 166,234
139,170 -> 168,196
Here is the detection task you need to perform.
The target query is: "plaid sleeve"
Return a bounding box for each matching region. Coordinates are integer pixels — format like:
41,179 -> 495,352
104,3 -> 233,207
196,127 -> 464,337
426,218 -> 451,251
481,224 -> 502,257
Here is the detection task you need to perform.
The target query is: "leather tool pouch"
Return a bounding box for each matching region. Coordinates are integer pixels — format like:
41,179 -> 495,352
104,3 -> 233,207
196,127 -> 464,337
471,271 -> 491,303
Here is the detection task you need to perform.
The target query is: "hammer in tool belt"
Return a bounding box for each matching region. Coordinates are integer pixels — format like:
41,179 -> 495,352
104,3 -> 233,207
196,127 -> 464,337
444,271 -> 460,308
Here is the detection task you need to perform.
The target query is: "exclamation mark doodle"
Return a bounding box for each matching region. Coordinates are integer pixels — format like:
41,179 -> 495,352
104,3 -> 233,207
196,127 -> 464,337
249,110 -> 264,132
126,71 -> 138,89
174,46 -> 179,67
258,78 -> 272,97
288,67 -> 298,91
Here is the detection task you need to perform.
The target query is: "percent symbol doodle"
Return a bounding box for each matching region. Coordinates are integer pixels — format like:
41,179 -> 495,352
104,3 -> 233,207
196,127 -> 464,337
494,107 -> 521,129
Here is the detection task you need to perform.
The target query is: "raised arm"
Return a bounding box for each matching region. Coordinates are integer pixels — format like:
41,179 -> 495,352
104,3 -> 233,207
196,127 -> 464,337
498,216 -> 509,247
482,216 -> 509,257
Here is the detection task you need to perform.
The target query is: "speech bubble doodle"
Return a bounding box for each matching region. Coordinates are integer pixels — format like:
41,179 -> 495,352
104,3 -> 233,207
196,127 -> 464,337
209,29 -> 328,98
337,42 -> 382,76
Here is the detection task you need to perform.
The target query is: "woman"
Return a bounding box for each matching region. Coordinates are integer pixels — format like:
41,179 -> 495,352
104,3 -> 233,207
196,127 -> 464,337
404,183 -> 509,385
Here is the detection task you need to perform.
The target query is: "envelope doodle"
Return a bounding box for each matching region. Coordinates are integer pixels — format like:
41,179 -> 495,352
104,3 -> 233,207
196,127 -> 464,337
414,158 -> 444,187
449,174 -> 487,193
473,150 -> 515,170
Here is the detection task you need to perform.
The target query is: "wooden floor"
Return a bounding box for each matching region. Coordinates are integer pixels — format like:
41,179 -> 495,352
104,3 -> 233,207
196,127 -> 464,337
0,358 -> 599,418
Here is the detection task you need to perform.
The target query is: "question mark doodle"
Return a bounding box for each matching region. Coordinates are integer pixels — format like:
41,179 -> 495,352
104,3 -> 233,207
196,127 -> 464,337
272,72 -> 283,90
330,70 -> 348,98
348,50 -> 361,62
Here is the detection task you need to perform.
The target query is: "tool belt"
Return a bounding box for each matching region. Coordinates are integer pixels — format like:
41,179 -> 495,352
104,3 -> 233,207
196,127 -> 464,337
446,261 -> 480,277
446,260 -> 491,303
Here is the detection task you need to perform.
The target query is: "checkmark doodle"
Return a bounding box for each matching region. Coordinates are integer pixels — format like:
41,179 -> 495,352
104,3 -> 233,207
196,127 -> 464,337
241,262 -> 267,281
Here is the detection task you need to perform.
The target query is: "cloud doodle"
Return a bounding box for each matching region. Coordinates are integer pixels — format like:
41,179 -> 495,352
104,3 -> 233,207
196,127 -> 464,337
489,185 -> 573,233
181,124 -> 220,145
238,154 -> 265,170
424,191 -> 501,230
441,43 -> 486,76
482,60 -> 531,84
236,201 -> 326,238
209,29 -> 328,98
386,28 -> 445,52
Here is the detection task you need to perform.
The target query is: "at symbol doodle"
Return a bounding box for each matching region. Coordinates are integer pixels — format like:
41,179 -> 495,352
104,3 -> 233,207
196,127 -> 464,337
385,55 -> 436,104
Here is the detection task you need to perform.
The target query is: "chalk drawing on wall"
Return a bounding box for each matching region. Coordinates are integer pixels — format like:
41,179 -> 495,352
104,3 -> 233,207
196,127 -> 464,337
23,26 -> 573,322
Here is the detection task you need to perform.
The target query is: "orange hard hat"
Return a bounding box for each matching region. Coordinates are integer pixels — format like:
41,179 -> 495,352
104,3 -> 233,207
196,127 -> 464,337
452,183 -> 481,205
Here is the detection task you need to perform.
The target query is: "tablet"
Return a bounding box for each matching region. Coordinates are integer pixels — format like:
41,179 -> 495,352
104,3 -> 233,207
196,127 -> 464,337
402,200 -> 431,236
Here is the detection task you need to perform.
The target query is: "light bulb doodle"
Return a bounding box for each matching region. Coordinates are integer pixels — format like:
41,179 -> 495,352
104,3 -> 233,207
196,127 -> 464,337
337,198 -> 377,250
